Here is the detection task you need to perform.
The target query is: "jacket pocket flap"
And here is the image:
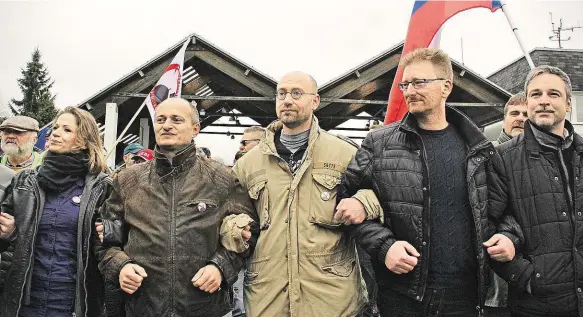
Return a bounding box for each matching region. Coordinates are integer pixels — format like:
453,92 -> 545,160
248,180 -> 267,200
321,257 -> 356,277
313,173 -> 340,190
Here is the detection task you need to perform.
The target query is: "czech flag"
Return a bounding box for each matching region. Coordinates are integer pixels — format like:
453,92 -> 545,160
384,0 -> 502,124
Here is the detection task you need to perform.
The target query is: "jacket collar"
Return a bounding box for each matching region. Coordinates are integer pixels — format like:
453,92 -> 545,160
496,130 -> 513,145
524,119 -> 583,154
260,116 -> 321,159
153,142 -> 198,177
398,106 -> 492,154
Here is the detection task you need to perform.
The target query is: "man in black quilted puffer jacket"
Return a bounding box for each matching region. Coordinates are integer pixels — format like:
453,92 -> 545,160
338,48 -> 521,317
491,65 -> 583,317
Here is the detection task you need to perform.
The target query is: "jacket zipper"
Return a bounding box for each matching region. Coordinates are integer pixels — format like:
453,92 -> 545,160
15,179 -> 43,316
557,150 -> 575,228
82,184 -> 103,317
170,175 -> 177,314
417,136 -> 431,302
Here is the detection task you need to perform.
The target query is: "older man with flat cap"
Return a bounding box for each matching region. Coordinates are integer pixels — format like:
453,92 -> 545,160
0,116 -> 42,173
0,116 -> 40,297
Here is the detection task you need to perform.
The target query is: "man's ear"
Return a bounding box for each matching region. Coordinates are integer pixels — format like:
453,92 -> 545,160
192,123 -> 201,138
312,94 -> 320,111
443,80 -> 453,99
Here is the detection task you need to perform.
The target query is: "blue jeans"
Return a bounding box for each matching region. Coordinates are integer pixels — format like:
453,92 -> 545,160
232,270 -> 245,317
378,287 -> 479,317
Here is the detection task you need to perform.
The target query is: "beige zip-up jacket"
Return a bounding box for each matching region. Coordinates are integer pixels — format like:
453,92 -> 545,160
230,117 -> 382,317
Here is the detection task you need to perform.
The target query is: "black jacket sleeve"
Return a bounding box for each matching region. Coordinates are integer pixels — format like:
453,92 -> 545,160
101,219 -> 126,248
487,150 -> 524,248
487,148 -> 532,291
337,132 -> 396,263
0,178 -> 16,253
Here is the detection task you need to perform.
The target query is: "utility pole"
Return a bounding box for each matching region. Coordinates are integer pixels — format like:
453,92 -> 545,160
549,13 -> 581,48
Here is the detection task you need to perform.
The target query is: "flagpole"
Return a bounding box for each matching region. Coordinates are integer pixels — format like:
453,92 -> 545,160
500,0 -> 535,69
104,99 -> 147,160
103,36 -> 191,161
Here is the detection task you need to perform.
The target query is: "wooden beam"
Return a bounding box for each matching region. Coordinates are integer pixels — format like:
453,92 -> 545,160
182,75 -> 212,94
192,49 -> 276,96
317,54 -> 400,110
201,114 -> 380,120
316,74 -> 394,117
199,130 -> 366,140
112,92 -> 501,108
453,71 -> 507,104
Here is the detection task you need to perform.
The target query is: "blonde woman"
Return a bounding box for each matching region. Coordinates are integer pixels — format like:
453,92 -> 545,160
0,107 -> 111,317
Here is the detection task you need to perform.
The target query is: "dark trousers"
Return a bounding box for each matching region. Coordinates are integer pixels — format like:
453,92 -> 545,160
510,311 -> 578,317
378,287 -> 479,317
484,307 -> 510,317
358,245 -> 380,317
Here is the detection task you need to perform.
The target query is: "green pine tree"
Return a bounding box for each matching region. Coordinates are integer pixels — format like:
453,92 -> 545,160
8,48 -> 58,127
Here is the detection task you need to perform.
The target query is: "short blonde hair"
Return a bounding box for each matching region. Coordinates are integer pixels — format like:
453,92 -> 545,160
54,107 -> 107,174
400,48 -> 453,80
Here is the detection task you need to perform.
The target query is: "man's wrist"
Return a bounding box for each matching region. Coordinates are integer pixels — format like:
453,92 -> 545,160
1,228 -> 17,242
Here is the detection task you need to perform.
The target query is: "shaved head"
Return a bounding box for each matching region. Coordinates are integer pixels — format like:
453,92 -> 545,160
157,97 -> 199,124
276,71 -> 320,134
278,71 -> 318,93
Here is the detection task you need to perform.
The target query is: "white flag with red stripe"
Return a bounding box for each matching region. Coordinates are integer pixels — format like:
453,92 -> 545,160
145,37 -> 190,122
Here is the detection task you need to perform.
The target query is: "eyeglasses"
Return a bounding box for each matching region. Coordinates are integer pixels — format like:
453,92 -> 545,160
240,139 -> 260,146
276,89 -> 317,100
398,78 -> 448,91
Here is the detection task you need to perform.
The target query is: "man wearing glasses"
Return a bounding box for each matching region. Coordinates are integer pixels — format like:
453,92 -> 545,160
239,126 -> 264,152
337,48 -> 521,316
221,71 -> 383,317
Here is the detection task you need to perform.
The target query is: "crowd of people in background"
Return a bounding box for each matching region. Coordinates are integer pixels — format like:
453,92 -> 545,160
0,47 -> 580,317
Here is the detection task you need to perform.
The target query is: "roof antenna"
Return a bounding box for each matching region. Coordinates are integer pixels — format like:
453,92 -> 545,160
549,12 -> 581,48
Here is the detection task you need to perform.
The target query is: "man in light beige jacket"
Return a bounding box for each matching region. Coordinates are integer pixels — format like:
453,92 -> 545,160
221,71 -> 382,317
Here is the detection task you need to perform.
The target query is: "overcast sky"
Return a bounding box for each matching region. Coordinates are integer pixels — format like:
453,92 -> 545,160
1,0 -> 582,162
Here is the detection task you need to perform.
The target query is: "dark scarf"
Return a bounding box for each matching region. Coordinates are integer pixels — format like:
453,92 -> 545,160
37,151 -> 90,192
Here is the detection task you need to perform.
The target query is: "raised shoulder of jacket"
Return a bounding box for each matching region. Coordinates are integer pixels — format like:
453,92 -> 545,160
333,134 -> 360,149
496,133 -> 524,156
115,162 -> 147,189
15,168 -> 36,183
200,156 -> 237,185
102,175 -> 114,186
365,122 -> 400,145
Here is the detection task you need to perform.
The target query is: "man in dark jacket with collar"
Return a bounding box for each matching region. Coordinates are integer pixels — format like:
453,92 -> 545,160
493,92 -> 528,146
96,98 -> 254,317
491,65 -> 583,317
338,48 -> 521,317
